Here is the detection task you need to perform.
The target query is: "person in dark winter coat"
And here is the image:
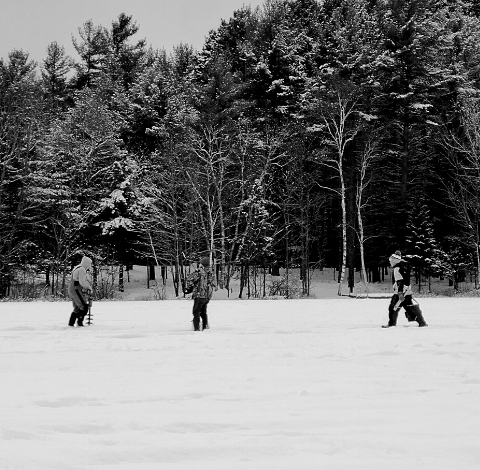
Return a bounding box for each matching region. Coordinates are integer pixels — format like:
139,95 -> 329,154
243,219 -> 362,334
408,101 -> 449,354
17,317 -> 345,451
186,256 -> 216,331
68,256 -> 92,327
382,251 -> 428,328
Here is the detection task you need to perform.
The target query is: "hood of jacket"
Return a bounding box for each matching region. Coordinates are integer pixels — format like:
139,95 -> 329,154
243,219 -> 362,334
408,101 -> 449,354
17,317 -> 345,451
80,256 -> 92,270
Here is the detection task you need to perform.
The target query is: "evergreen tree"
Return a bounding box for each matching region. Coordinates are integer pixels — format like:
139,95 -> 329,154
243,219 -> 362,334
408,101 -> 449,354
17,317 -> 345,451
72,20 -> 110,88
92,157 -> 149,290
3,0 -> 480,297
41,41 -> 71,109
108,13 -> 147,89
0,50 -> 45,296
41,84 -> 128,259
0,49 -> 36,85
404,202 -> 439,291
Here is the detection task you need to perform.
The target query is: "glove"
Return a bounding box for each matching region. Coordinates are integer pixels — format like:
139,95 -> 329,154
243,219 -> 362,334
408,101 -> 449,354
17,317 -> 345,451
398,292 -> 405,303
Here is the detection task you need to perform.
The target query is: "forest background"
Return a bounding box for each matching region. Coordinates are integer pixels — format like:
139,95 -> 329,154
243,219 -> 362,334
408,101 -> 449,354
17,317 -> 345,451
2,0 -> 480,300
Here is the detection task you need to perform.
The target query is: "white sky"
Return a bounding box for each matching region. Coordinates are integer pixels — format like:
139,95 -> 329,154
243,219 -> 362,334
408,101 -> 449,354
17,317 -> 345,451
0,0 -> 265,65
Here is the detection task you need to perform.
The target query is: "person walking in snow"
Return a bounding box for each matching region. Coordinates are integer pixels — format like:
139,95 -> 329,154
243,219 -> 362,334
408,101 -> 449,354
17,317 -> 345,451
68,256 -> 93,327
382,251 -> 428,328
186,256 -> 216,331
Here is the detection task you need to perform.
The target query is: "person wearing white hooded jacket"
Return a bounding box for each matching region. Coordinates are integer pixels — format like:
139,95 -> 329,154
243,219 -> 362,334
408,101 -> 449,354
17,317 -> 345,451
68,256 -> 92,327
382,251 -> 428,328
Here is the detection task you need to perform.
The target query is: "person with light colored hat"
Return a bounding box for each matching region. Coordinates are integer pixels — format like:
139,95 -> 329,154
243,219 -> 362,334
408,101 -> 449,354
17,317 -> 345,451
185,256 -> 216,331
68,255 -> 92,327
382,251 -> 428,328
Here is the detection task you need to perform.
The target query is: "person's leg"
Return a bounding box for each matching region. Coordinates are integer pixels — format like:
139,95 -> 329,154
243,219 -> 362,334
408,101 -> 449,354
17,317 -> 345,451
71,289 -> 87,327
200,300 -> 209,330
414,304 -> 428,327
192,298 -> 202,331
77,305 -> 88,326
403,295 -> 417,321
403,296 -> 428,326
70,296 -> 82,326
68,308 -> 77,327
383,294 -> 400,327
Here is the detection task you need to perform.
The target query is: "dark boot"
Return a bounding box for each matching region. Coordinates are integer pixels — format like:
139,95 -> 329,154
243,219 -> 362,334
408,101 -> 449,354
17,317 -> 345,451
201,310 -> 209,330
192,317 -> 201,331
416,313 -> 428,327
68,312 -> 76,327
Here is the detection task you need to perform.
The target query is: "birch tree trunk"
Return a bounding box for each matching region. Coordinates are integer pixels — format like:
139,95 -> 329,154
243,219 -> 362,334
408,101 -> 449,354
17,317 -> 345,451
356,138 -> 379,296
318,93 -> 359,296
337,165 -> 347,296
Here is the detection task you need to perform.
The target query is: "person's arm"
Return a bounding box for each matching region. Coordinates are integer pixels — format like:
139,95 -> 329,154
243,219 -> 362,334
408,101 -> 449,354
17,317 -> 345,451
394,267 -> 405,300
189,270 -> 200,284
77,267 -> 92,291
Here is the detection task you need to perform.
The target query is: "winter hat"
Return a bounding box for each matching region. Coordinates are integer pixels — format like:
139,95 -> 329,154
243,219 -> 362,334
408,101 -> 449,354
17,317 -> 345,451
200,257 -> 210,267
389,252 -> 402,267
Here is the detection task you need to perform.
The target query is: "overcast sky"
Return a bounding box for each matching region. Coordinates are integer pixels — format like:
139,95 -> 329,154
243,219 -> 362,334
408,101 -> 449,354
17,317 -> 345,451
0,0 -> 265,65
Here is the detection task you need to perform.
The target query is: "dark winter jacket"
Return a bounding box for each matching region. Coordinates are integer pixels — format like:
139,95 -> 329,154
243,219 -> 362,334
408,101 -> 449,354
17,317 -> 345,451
187,266 -> 215,300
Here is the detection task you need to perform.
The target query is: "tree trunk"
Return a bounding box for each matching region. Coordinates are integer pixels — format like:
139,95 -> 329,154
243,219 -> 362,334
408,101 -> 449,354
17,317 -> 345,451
119,265 -> 124,292
239,262 -> 245,299
347,174 -> 356,294
337,168 -> 347,296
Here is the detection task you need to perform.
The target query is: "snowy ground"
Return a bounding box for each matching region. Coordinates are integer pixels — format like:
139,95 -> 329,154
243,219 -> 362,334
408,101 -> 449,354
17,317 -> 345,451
1,297 -> 480,470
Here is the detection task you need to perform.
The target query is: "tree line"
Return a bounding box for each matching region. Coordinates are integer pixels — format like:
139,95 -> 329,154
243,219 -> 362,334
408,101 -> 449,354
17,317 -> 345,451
2,0 -> 480,299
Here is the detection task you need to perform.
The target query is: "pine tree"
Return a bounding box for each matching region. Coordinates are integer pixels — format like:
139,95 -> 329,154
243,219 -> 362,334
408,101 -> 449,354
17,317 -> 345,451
432,239 -> 474,290
108,13 -> 146,89
41,84 -> 128,261
404,202 -> 439,291
92,157 -> 148,291
0,50 -> 45,296
41,42 -> 71,110
72,20 -> 110,88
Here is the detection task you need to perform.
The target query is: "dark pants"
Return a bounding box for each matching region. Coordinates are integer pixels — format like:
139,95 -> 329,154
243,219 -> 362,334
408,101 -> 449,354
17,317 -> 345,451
69,306 -> 88,327
387,294 -> 408,326
192,297 -> 209,331
69,287 -> 88,327
387,294 -> 427,326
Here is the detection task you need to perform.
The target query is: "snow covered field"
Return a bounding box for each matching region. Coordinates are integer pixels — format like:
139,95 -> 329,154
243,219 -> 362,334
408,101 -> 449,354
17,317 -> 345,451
1,297 -> 480,470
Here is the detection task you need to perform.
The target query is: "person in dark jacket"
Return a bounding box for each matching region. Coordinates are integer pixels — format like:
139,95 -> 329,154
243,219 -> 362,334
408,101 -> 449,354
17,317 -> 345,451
382,251 -> 428,328
186,256 -> 216,331
68,256 -> 92,327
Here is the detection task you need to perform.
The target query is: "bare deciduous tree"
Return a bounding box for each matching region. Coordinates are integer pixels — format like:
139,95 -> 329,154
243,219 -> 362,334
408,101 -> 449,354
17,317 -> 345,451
445,96 -> 480,287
